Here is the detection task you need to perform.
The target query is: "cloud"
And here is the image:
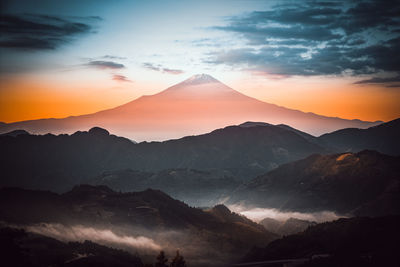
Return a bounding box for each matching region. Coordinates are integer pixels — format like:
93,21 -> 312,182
355,75 -> 400,87
83,59 -> 128,83
112,74 -> 132,83
87,60 -> 125,69
162,68 -> 184,75
25,223 -> 161,252
142,62 -> 184,75
208,0 -> 400,84
0,14 -> 100,50
102,55 -> 127,60
228,205 -> 341,223
143,62 -> 160,71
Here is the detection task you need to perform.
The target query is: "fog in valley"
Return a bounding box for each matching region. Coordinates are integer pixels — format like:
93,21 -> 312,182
229,204 -> 342,223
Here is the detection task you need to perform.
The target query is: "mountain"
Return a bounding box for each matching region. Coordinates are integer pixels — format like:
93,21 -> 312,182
0,184 -> 275,236
227,150 -> 400,216
259,217 -> 317,236
0,227 -> 144,267
0,129 -> 29,137
319,118 -> 400,156
0,185 -> 278,266
241,215 -> 400,266
0,74 -> 380,141
89,169 -> 241,207
0,123 -> 327,193
0,128 -> 136,192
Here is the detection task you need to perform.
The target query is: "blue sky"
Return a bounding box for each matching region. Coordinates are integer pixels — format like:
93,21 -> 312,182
2,0 -> 399,83
1,0 -> 400,122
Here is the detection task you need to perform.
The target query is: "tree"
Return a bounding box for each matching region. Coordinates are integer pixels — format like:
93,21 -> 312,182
155,250 -> 168,267
170,250 -> 187,267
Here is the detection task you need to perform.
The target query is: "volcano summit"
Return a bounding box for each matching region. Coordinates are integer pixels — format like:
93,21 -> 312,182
0,74 -> 380,141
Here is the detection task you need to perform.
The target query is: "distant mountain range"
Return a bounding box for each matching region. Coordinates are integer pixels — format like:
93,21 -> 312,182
1,118 -> 399,202
89,169 -> 241,207
0,122 -> 328,192
0,74 -> 381,141
227,150 -> 400,217
259,217 -> 317,236
319,117 -> 400,156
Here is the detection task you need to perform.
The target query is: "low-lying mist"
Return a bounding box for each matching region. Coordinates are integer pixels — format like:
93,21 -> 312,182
25,223 -> 161,252
3,222 -> 238,267
229,204 -> 342,223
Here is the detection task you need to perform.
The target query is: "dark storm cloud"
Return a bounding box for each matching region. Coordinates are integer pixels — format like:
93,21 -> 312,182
337,1 -> 400,34
87,60 -> 125,69
209,0 -> 400,84
0,14 -> 100,50
142,62 -> 184,75
112,74 -> 132,83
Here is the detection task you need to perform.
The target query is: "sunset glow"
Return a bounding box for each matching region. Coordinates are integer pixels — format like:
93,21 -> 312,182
1,0 -> 399,128
1,2 -> 400,266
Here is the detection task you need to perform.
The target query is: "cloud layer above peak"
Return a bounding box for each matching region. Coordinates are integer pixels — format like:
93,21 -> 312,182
207,0 -> 400,84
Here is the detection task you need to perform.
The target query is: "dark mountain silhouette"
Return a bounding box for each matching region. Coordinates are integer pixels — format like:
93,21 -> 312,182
0,129 -> 29,137
0,128 -> 135,192
241,216 -> 400,266
0,227 -> 144,267
259,217 -> 317,236
0,74 -> 380,141
319,118 -> 400,156
228,150 -> 400,216
0,185 -> 278,264
90,169 -> 241,207
207,204 -> 266,233
0,123 -> 327,192
0,185 -> 275,236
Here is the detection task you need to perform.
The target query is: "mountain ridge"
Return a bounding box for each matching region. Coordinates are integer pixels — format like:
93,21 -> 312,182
227,149 -> 400,216
0,121 -> 327,193
0,74 -> 381,141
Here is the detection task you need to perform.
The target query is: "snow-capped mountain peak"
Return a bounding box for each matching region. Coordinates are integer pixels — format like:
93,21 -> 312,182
181,74 -> 219,85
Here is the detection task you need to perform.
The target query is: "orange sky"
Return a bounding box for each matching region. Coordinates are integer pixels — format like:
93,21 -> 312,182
1,74 -> 399,124
1,0 -> 400,126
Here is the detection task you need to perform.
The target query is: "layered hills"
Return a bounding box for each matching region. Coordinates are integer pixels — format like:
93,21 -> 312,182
0,122 -> 327,193
227,150 -> 400,216
0,185 -> 278,266
319,118 -> 400,155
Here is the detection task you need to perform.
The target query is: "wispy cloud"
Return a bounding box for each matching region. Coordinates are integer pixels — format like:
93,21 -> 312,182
162,68 -> 184,75
0,14 -> 101,50
355,75 -> 400,87
142,62 -> 184,75
142,62 -> 160,71
229,205 -> 341,223
112,74 -> 132,83
102,55 -> 127,60
25,223 -> 161,252
87,60 -> 125,69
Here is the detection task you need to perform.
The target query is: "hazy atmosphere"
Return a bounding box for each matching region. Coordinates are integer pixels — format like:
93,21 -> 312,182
1,0 -> 399,266
1,0 -> 400,125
